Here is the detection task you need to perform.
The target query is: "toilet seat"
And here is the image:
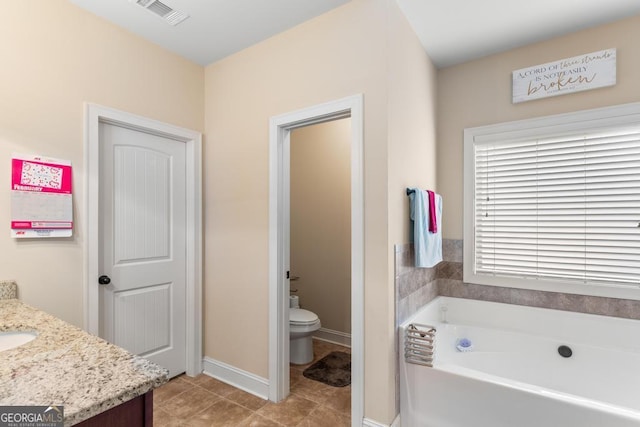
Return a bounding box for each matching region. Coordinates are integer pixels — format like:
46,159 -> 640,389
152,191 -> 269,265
290,308 -> 319,326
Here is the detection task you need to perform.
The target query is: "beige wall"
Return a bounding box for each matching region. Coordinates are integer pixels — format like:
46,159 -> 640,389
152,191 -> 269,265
437,14 -> 640,240
290,119 -> 351,335
204,0 -> 435,422
204,0 -> 389,420
388,0 -> 438,246
1,0 -> 435,422
0,1 -> 204,326
385,1 -> 439,416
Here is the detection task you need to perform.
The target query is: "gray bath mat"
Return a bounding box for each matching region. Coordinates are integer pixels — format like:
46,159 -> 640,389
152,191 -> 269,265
303,351 -> 351,387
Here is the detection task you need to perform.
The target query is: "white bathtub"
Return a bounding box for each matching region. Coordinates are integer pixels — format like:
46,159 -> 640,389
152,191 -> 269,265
400,296 -> 640,427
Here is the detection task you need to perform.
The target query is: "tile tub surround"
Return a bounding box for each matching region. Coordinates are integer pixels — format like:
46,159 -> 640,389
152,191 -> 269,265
0,299 -> 168,425
0,281 -> 17,300
395,241 -> 460,327
438,279 -> 640,321
397,239 -> 640,323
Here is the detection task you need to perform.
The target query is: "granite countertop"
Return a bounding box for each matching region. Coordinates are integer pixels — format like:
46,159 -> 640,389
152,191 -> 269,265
0,298 -> 169,426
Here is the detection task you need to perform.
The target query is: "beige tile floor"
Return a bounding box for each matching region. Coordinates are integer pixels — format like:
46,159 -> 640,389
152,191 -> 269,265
154,340 -> 351,426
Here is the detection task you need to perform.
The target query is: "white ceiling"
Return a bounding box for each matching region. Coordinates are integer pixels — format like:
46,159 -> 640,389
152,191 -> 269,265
69,0 -> 640,68
396,0 -> 640,68
68,0 -> 351,66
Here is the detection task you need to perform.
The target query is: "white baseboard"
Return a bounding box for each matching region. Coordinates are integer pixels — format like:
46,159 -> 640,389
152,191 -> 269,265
202,357 -> 269,400
363,414 -> 400,427
313,327 -> 351,347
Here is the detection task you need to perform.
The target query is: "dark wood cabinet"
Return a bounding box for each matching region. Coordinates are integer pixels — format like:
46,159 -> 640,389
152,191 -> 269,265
75,391 -> 153,427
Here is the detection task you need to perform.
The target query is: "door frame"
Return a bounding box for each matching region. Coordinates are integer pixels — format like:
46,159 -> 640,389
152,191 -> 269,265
84,103 -> 203,376
268,94 -> 364,426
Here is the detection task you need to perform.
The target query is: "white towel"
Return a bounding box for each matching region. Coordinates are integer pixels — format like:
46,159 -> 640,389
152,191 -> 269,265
408,189 -> 443,268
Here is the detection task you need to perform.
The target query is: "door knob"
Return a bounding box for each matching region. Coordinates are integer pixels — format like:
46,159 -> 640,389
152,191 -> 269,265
98,275 -> 111,285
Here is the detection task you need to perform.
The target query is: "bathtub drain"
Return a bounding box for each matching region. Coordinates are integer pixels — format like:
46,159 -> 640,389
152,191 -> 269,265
558,345 -> 572,358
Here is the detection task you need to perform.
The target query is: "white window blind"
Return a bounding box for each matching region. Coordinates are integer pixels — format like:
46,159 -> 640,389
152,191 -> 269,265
473,126 -> 640,286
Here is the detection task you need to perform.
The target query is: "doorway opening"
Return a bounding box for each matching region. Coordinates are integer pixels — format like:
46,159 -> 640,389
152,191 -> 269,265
268,94 -> 363,426
289,117 -> 352,415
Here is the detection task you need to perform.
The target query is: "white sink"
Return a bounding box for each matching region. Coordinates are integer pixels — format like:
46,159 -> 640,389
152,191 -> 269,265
0,331 -> 37,352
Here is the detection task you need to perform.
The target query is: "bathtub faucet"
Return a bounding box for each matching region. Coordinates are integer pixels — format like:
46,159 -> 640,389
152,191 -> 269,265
440,305 -> 448,323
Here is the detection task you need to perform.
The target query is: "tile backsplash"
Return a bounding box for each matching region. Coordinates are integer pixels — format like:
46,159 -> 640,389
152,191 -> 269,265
395,244 -> 437,327
396,239 -> 640,326
0,280 -> 17,300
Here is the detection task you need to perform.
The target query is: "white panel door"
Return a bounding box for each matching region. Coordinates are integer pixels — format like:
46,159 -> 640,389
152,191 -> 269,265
99,122 -> 186,378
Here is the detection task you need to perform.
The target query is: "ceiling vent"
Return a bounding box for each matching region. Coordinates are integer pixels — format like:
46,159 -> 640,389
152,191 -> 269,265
131,0 -> 189,26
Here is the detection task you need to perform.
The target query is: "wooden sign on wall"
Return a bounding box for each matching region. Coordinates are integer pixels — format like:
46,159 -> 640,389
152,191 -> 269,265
512,48 -> 616,104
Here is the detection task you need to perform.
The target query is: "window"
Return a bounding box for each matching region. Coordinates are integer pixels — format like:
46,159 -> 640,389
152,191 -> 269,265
464,103 -> 640,299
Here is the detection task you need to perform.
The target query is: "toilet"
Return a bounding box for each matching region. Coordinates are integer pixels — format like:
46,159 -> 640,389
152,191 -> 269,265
289,307 -> 321,364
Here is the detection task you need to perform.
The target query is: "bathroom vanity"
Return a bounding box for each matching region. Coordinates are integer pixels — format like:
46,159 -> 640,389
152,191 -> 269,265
0,289 -> 168,426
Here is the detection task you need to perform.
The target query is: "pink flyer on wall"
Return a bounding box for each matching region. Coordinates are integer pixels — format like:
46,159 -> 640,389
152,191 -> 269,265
11,154 -> 73,238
